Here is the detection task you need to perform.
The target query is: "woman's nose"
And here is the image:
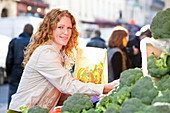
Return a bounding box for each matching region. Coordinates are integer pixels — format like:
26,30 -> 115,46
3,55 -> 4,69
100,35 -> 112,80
63,28 -> 69,34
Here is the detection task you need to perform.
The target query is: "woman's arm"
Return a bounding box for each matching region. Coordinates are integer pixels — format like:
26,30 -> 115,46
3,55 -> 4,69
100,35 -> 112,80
103,79 -> 120,94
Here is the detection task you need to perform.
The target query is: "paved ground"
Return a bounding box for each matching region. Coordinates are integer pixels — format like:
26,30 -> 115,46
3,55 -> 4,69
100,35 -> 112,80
0,84 -> 9,113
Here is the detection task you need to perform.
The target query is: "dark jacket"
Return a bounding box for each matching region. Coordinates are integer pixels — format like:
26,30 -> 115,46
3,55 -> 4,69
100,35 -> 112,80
6,32 -> 31,83
86,36 -> 107,48
107,47 -> 131,82
127,36 -> 141,68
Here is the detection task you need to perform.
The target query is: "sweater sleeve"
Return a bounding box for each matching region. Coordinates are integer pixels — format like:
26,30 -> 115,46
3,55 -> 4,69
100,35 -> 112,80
35,47 -> 104,96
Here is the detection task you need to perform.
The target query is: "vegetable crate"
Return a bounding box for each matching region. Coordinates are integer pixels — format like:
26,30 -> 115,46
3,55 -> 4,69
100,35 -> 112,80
140,38 -> 162,84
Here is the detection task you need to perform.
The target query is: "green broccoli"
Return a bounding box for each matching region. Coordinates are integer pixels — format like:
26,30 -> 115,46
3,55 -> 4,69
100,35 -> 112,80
147,52 -> 170,78
140,104 -> 170,113
104,103 -> 121,113
107,85 -> 120,96
110,86 -> 132,105
152,89 -> 170,104
131,76 -> 159,105
19,105 -> 28,113
82,108 -> 96,113
150,8 -> 170,39
120,98 -> 146,113
28,105 -> 48,113
167,55 -> 170,67
61,93 -> 93,113
96,95 -> 113,112
119,68 -> 143,89
156,74 -> 170,91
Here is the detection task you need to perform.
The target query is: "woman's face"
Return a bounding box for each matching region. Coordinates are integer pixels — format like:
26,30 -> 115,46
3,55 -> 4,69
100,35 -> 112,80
53,16 -> 72,50
122,37 -> 128,47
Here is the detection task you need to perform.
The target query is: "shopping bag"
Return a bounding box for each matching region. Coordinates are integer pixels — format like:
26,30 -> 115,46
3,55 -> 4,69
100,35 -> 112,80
73,47 -> 108,84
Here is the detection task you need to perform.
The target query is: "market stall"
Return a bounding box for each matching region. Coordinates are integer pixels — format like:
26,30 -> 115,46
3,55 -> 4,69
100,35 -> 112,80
18,8 -> 170,113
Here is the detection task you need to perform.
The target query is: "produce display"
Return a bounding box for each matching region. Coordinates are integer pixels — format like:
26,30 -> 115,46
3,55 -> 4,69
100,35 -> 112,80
60,66 -> 170,113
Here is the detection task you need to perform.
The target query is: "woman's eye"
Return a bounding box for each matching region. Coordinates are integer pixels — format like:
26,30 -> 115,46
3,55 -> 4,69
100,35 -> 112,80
58,26 -> 63,29
68,27 -> 72,29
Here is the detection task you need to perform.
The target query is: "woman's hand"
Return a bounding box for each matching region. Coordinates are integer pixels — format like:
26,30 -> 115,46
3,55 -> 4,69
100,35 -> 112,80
103,79 -> 120,94
133,46 -> 139,55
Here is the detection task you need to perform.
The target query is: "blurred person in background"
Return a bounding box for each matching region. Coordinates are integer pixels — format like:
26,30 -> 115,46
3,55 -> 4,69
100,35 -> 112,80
107,26 -> 131,83
6,24 -> 33,107
7,8 -> 119,112
86,30 -> 107,49
126,25 -> 152,68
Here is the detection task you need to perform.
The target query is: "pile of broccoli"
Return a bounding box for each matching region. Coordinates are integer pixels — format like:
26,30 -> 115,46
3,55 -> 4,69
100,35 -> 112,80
138,104 -> 170,113
156,74 -> 170,91
147,52 -> 170,78
119,68 -> 143,89
110,86 -> 132,105
19,105 -> 48,113
131,76 -> 159,105
150,8 -> 170,39
120,98 -> 146,113
152,89 -> 170,104
60,66 -> 170,113
60,93 -> 93,113
95,95 -> 113,112
104,103 -> 121,113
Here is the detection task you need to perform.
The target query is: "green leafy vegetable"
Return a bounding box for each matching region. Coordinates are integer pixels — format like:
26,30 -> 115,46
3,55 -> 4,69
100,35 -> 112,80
131,76 -> 158,105
150,8 -> 170,39
61,93 -> 93,113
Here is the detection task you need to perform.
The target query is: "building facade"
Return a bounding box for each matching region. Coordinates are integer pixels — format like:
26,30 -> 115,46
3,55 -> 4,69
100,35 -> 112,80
0,0 -> 166,26
44,0 -> 165,26
0,0 -> 48,18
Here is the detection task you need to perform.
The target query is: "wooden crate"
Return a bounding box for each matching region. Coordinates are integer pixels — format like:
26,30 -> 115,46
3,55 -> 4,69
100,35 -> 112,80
141,38 -> 162,84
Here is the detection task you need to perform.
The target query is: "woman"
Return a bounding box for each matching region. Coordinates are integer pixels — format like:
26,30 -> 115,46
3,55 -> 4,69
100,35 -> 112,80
107,26 -> 131,83
8,8 -> 119,112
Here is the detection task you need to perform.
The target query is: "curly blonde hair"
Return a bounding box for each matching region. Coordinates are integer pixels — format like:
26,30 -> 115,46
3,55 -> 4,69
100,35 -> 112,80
23,8 -> 79,68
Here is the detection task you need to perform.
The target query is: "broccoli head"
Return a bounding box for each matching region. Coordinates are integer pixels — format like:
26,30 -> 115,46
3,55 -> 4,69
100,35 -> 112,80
110,86 -> 132,105
107,85 -> 120,96
28,105 -> 48,113
19,105 -> 28,113
167,55 -> 170,67
61,93 -> 93,113
120,98 -> 146,113
156,74 -> 170,91
119,68 -> 143,89
141,104 -> 170,113
82,108 -> 96,113
147,52 -> 170,78
96,95 -> 113,112
131,76 -> 159,105
150,8 -> 170,39
104,103 -> 121,113
152,89 -> 170,104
